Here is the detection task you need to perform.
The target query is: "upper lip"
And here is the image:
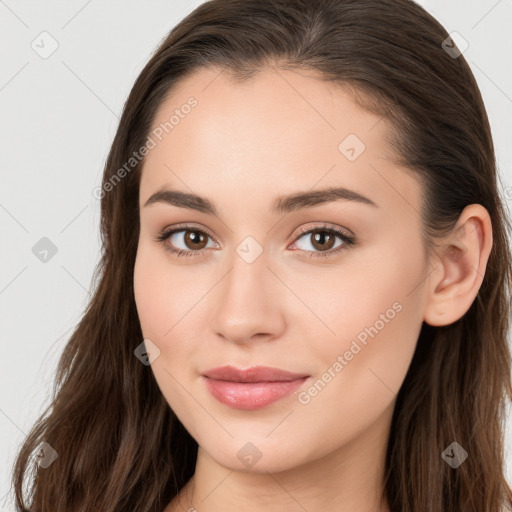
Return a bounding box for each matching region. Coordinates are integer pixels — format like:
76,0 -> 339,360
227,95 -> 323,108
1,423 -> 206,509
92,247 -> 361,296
202,365 -> 310,382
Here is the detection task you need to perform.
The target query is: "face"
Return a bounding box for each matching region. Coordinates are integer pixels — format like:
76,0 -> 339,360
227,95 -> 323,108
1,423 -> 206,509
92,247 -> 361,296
133,65 -> 429,473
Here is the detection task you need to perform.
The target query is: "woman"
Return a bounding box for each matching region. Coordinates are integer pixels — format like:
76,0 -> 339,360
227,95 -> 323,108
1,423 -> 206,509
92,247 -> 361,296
11,0 -> 512,510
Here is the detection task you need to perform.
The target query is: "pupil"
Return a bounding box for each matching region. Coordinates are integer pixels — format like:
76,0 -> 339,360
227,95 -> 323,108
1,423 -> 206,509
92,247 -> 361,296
315,233 -> 327,245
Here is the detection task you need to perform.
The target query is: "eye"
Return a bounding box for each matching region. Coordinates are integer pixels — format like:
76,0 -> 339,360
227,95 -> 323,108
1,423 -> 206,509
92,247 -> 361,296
289,224 -> 356,258
154,223 -> 356,259
155,225 -> 218,258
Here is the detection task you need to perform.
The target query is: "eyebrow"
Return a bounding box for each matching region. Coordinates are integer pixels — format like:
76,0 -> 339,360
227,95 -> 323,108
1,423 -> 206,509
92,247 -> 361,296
143,185 -> 378,215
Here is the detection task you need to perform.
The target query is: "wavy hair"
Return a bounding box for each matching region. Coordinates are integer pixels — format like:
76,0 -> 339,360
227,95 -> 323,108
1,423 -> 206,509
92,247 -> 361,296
10,0 -> 512,510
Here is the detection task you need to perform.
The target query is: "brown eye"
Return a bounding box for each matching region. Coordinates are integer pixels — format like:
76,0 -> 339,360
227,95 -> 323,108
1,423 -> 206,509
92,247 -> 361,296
156,226 -> 216,257
290,225 -> 355,258
309,231 -> 336,251
182,230 -> 209,250
156,223 -> 355,260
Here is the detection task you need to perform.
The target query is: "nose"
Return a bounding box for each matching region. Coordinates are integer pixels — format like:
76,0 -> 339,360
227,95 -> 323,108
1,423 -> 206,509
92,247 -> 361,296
210,253 -> 286,345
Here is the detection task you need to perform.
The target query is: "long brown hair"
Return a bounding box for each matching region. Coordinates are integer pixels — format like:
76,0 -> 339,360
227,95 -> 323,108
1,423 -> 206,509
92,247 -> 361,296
10,0 -> 512,510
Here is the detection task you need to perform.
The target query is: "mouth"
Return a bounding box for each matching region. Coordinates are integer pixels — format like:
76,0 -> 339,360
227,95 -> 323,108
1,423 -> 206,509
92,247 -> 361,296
201,365 -> 310,410
201,364 -> 310,382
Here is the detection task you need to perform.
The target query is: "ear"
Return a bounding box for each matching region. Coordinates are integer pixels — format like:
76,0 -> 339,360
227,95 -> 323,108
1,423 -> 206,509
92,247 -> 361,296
423,204 -> 493,327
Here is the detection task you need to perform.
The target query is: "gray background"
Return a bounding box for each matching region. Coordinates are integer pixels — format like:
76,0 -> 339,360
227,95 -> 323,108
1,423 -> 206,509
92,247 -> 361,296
1,0 -> 511,508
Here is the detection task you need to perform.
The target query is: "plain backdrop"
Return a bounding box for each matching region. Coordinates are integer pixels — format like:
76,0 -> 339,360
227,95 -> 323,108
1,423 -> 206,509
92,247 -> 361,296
1,0 -> 512,509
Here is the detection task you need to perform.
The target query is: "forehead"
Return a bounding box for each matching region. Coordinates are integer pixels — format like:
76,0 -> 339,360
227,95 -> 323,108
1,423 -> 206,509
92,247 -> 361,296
139,65 -> 423,220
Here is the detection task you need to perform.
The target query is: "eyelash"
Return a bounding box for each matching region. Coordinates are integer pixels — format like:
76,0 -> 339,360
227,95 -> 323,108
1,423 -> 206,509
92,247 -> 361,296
154,223 -> 356,259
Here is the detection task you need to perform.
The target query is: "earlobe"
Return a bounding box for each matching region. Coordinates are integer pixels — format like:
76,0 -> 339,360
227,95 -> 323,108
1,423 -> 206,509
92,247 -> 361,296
423,204 -> 493,327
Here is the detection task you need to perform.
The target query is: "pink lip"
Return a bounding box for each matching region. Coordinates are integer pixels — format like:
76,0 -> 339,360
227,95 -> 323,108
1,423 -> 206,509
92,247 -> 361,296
201,365 -> 310,410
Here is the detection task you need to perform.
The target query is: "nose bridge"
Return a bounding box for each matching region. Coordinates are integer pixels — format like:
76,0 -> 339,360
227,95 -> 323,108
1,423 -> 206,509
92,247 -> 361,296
211,247 -> 285,342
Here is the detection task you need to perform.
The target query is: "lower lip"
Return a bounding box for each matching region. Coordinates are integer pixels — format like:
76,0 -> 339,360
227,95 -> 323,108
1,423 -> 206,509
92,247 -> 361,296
202,376 -> 309,410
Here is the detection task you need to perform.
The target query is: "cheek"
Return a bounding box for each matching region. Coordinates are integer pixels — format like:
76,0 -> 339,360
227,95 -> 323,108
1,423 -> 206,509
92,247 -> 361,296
293,273 -> 423,453
133,243 -> 164,338
133,244 -> 202,420
134,240 -> 186,336
133,241 -> 205,365
310,241 -> 426,402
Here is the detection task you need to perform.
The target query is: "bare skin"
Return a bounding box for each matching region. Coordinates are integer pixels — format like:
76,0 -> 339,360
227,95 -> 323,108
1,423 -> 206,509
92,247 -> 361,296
132,64 -> 493,512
